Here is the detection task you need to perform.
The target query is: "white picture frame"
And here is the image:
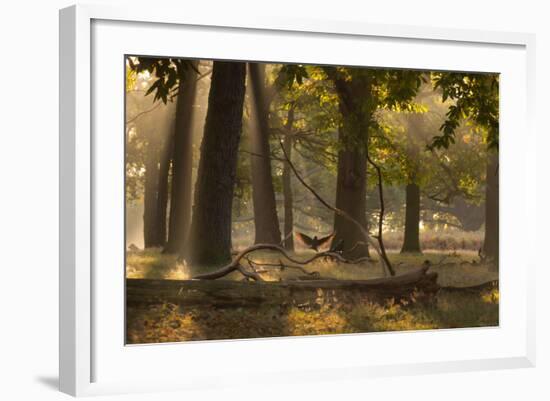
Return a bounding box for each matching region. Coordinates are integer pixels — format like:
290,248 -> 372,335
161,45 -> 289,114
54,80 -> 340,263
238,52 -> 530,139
59,3 -> 536,397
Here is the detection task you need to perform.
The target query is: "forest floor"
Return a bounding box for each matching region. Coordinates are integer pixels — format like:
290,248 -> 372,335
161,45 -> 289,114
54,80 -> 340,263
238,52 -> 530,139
126,248 -> 498,344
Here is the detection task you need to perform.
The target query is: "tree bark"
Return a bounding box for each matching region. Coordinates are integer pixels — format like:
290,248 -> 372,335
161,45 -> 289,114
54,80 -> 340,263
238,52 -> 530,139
282,105 -> 295,251
401,182 -> 422,253
187,61 -> 247,271
333,147 -> 369,258
153,133 -> 172,246
483,151 -> 499,266
327,71 -> 371,259
248,63 -> 282,244
143,137 -> 159,248
164,63 -> 198,254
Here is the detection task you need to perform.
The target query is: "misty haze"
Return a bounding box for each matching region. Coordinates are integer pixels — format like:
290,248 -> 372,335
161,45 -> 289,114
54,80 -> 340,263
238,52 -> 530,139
125,57 -> 499,344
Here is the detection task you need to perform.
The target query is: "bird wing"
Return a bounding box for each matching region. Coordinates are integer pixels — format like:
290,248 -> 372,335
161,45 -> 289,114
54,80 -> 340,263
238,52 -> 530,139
317,233 -> 335,248
295,231 -> 314,247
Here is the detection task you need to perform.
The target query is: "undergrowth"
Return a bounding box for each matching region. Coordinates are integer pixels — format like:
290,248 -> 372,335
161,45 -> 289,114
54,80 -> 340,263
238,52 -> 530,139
126,248 -> 498,344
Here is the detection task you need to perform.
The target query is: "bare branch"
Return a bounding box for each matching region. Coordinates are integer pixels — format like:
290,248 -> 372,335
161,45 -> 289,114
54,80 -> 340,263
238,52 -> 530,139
239,149 -> 286,162
245,257 -> 321,277
192,244 -> 372,280
365,153 -> 395,275
126,102 -> 163,124
237,264 -> 264,281
278,140 -> 393,276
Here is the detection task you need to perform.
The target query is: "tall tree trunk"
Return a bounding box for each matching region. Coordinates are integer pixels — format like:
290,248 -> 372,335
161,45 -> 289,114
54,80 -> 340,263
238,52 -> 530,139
282,105 -> 295,251
401,182 -> 422,253
248,63 -> 281,244
333,146 -> 369,258
187,61 -> 247,271
164,64 -> 198,254
483,151 -> 499,267
154,133 -> 172,246
143,139 -> 159,248
324,68 -> 372,259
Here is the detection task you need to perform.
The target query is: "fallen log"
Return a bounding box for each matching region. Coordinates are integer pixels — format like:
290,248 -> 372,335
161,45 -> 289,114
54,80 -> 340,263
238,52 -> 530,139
440,280 -> 498,294
126,266 -> 439,308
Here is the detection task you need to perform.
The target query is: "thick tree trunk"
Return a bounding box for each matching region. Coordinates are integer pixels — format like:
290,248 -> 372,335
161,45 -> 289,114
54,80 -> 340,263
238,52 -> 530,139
401,182 -> 422,253
327,70 -> 372,259
187,61 -> 247,271
248,63 -> 281,244
483,151 -> 499,266
164,64 -> 198,254
282,105 -> 295,251
333,147 -> 369,259
143,140 -> 159,248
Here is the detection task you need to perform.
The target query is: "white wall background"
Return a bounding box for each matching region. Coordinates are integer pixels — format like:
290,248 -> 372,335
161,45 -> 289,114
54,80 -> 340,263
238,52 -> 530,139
0,0 -> 548,399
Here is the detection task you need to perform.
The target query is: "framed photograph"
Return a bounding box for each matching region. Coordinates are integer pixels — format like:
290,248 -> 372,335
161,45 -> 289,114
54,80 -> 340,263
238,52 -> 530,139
59,4 -> 536,397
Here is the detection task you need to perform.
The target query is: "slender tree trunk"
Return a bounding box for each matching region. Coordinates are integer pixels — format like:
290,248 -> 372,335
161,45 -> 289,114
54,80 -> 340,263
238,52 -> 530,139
483,151 -> 499,267
187,61 -> 247,271
248,63 -> 281,244
282,105 -> 295,251
164,64 -> 198,254
154,133 -> 172,246
143,139 -> 159,248
401,182 -> 422,253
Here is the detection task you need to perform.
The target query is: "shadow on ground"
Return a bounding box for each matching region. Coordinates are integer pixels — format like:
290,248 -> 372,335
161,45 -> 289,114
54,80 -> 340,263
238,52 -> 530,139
35,376 -> 58,391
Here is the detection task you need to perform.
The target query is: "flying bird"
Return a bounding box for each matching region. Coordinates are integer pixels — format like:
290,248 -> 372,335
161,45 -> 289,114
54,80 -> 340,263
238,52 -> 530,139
295,231 -> 335,252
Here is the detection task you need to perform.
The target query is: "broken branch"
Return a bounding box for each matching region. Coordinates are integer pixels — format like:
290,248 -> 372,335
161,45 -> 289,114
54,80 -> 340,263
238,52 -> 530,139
192,244 -> 372,280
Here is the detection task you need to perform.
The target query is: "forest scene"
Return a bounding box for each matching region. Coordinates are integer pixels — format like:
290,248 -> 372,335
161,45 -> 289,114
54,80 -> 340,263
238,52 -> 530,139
125,57 -> 499,344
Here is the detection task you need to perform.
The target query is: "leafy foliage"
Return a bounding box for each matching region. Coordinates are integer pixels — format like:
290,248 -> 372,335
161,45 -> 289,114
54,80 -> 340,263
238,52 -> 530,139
274,64 -> 310,89
429,72 -> 499,150
128,57 -> 199,104
371,82 -> 486,203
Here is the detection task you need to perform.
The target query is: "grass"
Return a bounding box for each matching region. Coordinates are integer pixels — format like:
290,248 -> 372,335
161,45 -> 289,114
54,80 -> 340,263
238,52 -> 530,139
376,229 -> 484,252
126,289 -> 499,343
126,248 -> 188,280
126,247 -> 498,344
126,247 -> 497,286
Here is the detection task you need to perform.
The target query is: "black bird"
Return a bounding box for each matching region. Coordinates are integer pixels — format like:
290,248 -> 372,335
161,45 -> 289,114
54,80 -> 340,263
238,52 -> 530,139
296,231 -> 335,252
